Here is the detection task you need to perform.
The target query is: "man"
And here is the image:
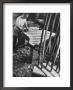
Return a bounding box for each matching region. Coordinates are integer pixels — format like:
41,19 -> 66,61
13,13 -> 29,51
16,13 -> 29,32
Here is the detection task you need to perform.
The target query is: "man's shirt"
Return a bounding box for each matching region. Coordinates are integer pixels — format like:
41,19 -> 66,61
16,15 -> 27,30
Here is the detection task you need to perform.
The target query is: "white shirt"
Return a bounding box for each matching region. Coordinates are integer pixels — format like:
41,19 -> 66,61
16,15 -> 27,30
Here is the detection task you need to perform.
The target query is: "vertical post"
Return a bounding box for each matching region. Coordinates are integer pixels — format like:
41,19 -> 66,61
43,13 -> 52,61
45,13 -> 58,55
39,13 -> 48,67
45,13 -> 58,67
49,21 -> 60,71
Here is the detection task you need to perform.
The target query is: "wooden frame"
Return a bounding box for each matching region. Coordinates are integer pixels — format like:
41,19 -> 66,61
0,0 -> 72,89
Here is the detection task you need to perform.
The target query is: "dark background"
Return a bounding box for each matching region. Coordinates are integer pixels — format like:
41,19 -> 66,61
0,0 -> 72,89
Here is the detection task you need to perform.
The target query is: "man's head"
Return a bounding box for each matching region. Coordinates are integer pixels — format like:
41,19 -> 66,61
22,13 -> 29,19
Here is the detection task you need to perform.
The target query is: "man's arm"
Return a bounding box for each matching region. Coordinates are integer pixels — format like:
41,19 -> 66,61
23,20 -> 29,32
